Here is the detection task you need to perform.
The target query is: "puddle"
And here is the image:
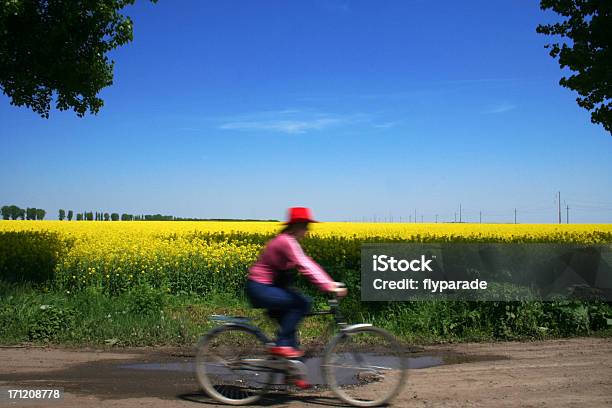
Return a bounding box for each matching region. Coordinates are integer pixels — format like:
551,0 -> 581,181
119,354 -> 443,386
0,349 -> 508,402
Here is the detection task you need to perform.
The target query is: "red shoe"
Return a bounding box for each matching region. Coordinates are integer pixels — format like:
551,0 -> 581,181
268,346 -> 305,358
293,379 -> 311,390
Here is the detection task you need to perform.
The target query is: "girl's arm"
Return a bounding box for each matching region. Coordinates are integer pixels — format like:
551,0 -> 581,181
284,235 -> 337,292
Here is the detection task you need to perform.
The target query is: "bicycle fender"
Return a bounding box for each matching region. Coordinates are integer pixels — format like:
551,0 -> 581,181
340,323 -> 373,332
207,322 -> 272,345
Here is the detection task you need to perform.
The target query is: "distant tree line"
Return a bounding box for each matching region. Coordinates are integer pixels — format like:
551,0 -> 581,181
1,205 -> 46,220
2,205 -> 277,222
173,217 -> 279,222
59,210 -> 175,221
57,211 -> 277,222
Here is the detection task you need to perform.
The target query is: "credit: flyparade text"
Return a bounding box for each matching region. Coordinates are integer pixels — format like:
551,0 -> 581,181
372,278 -> 488,293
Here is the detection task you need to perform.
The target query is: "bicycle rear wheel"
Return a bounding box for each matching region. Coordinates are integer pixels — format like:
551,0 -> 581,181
323,326 -> 407,407
195,325 -> 272,405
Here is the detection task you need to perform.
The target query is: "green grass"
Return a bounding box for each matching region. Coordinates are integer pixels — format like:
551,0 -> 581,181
0,281 -> 296,347
1,281 -> 611,348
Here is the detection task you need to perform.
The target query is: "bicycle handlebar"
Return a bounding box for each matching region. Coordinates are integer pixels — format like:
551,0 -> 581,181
305,283 -> 346,318
327,282 -> 346,306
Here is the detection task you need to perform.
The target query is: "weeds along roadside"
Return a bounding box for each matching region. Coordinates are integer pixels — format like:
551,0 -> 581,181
1,281 -> 611,347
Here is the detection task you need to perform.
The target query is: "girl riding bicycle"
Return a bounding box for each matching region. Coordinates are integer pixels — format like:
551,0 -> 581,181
246,207 -> 348,359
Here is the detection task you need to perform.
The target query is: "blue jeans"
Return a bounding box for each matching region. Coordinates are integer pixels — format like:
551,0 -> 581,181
246,279 -> 312,347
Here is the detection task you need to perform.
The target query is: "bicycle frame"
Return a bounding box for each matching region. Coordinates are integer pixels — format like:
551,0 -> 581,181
306,298 -> 347,325
210,295 -> 347,341
207,297 -> 350,380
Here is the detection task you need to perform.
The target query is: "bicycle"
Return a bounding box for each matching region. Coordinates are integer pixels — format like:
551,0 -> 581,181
194,285 -> 407,407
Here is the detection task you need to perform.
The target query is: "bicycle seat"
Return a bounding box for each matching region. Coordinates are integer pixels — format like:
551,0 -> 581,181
209,314 -> 252,323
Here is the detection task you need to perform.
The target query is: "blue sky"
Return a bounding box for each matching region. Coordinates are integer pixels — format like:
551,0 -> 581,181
1,0 -> 611,223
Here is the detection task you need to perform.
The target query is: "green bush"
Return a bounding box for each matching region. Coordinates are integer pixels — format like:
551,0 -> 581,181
126,285 -> 166,316
0,304 -> 14,337
0,231 -> 72,284
28,305 -> 76,341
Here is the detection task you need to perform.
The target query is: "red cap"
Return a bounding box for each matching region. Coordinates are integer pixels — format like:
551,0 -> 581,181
285,207 -> 318,224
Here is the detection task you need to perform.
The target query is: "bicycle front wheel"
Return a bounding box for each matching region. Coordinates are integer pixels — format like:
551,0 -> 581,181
195,325 -> 272,405
323,326 -> 407,407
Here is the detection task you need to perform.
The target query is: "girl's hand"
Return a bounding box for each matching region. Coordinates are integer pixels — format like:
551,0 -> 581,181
332,282 -> 348,297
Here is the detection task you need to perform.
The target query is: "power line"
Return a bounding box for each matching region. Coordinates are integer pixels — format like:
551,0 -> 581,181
558,191 -> 561,224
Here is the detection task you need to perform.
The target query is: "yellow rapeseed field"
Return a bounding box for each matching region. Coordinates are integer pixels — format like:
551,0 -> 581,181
3,219 -> 612,239
1,221 -> 611,294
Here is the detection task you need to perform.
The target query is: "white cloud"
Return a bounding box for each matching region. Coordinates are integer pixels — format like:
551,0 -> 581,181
217,110 -> 372,134
372,121 -> 400,129
482,103 -> 517,114
219,117 -> 343,134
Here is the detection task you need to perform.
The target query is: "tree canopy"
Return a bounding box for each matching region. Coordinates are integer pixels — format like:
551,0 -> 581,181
537,0 -> 611,134
0,0 -> 155,118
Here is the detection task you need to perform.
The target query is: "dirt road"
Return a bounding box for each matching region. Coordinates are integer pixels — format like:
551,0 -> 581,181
1,337 -> 611,407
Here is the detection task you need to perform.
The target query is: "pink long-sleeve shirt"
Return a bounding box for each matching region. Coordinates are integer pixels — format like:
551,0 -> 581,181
248,232 -> 336,292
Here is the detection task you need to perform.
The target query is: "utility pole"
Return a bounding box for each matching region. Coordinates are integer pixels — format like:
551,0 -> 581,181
454,212 -> 457,222
558,191 -> 561,224
459,204 -> 462,223
566,203 -> 570,224
479,211 -> 482,224
414,209 -> 417,223
421,215 -> 424,223
514,208 -> 517,224
435,214 -> 438,223
409,215 -> 412,223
